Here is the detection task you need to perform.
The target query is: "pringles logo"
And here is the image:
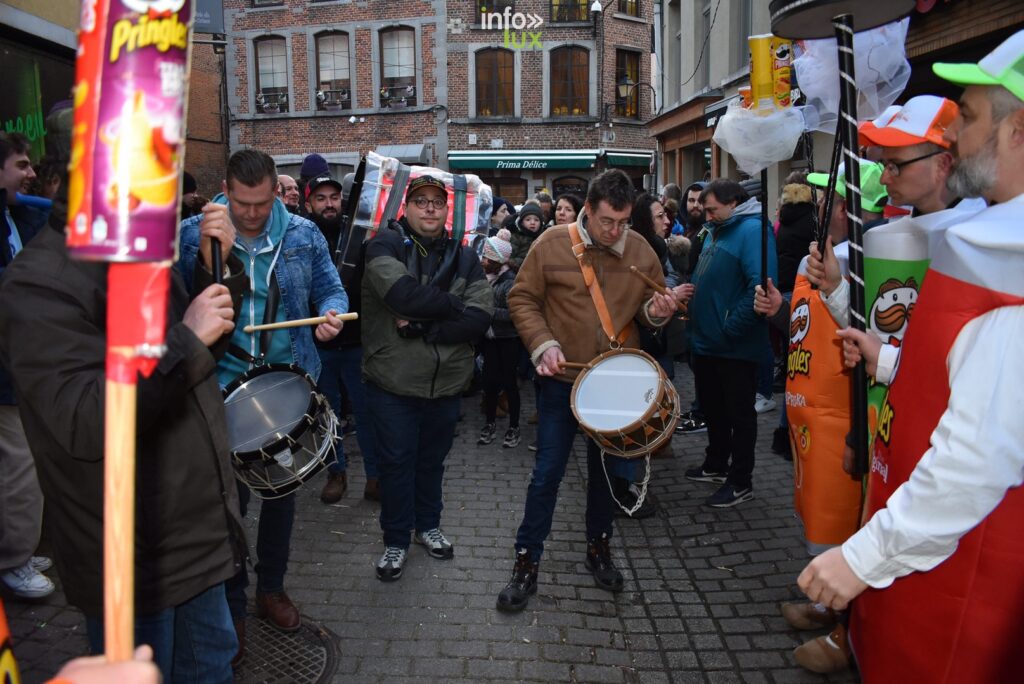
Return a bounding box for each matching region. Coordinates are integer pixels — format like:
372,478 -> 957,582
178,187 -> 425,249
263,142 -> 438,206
110,0 -> 188,62
787,297 -> 813,379
869,277 -> 918,346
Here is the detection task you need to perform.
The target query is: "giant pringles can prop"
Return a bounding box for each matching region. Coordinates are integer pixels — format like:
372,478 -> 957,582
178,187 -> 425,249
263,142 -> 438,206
67,0 -> 193,262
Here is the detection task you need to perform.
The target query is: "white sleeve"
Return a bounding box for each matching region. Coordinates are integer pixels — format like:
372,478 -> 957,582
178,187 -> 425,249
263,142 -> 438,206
842,305 -> 1024,588
874,343 -> 900,385
820,278 -> 850,328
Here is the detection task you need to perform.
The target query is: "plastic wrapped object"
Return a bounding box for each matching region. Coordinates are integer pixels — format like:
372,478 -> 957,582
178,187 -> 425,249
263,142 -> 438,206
357,152 -> 493,243
793,18 -> 910,133
713,99 -> 805,175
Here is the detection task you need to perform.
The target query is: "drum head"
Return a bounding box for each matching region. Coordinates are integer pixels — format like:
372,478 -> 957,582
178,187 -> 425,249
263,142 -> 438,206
224,370 -> 315,454
574,353 -> 662,431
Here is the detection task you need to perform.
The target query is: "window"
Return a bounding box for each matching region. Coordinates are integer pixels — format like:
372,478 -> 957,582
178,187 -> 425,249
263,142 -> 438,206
551,0 -> 588,23
380,27 -> 417,108
315,32 -> 351,111
618,0 -> 639,16
696,0 -> 711,90
552,176 -> 588,199
615,50 -> 640,118
478,0 -> 514,16
550,46 -> 589,116
252,0 -> 283,6
475,49 -> 514,117
485,177 -> 528,205
734,0 -> 752,72
255,37 -> 288,113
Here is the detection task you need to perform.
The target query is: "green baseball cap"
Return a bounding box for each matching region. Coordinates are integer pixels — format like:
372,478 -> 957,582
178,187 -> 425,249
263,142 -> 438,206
933,29 -> 1024,102
806,160 -> 888,214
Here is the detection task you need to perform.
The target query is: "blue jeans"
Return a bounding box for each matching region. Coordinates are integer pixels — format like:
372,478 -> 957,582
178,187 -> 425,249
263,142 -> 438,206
366,382 -> 460,548
86,582 -> 235,683
318,345 -> 378,479
515,378 -> 624,561
225,484 -> 294,619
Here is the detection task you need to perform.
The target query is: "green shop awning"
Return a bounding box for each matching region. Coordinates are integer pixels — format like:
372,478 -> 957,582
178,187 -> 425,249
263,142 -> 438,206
448,149 -> 600,170
604,149 -> 654,167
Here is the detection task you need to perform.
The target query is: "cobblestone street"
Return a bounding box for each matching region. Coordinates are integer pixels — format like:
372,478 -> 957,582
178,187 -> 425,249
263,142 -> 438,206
7,367 -> 859,683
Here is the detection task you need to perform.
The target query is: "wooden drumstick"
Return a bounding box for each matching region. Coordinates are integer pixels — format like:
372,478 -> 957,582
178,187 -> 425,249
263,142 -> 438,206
629,266 -> 688,314
558,361 -> 591,370
243,312 -> 359,333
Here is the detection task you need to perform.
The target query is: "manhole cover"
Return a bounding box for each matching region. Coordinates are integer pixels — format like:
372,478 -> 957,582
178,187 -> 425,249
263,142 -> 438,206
234,615 -> 340,683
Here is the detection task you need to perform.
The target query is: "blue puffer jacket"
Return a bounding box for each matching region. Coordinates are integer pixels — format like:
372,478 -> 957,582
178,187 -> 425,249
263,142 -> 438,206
178,196 -> 347,384
689,197 -> 777,363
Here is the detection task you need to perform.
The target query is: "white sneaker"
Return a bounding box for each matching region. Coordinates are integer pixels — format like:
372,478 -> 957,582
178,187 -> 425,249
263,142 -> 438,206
2,561 -> 55,598
30,556 -> 53,572
754,394 -> 777,413
414,528 -> 454,560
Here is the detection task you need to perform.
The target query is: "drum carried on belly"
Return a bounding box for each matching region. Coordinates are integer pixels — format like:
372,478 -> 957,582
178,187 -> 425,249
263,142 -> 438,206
570,349 -> 680,458
223,364 -> 338,499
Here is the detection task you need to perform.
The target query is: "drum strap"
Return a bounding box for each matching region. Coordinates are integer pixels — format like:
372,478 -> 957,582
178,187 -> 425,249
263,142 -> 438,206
229,271 -> 281,365
567,223 -> 629,347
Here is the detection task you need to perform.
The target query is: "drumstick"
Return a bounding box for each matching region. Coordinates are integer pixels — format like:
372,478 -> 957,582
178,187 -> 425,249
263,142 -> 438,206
629,266 -> 688,314
243,313 -> 359,333
559,361 -> 591,370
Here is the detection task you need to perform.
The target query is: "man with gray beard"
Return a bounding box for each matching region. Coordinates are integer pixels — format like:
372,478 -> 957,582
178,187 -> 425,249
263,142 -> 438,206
797,30 -> 1024,681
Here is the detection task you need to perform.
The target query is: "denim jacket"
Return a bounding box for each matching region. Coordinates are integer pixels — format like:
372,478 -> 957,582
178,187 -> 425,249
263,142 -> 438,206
178,197 -> 347,383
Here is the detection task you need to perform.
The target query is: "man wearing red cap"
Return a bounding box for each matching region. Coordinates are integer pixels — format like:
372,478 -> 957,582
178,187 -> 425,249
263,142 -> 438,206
798,30 -> 1024,681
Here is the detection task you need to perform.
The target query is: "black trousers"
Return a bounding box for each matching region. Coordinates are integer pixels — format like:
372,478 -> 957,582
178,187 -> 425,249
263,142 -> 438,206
481,336 -> 522,427
693,354 -> 758,489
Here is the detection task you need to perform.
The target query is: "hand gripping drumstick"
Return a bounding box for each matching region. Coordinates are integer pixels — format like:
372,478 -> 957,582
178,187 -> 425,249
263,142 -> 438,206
629,266 -> 689,315
243,313 -> 359,333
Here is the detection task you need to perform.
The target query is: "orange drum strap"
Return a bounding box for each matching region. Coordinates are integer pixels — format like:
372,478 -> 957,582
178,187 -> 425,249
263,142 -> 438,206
567,223 -> 629,347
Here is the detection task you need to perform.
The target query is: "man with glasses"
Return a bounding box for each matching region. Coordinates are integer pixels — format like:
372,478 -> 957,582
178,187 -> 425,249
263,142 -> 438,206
496,169 -> 677,613
684,179 -> 777,508
362,174 -> 493,582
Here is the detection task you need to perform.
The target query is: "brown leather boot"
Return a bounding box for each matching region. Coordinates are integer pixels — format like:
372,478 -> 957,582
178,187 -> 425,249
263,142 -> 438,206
364,477 -> 381,502
793,623 -> 851,674
230,618 -> 245,669
320,471 -> 347,504
781,602 -> 838,630
255,590 -> 301,632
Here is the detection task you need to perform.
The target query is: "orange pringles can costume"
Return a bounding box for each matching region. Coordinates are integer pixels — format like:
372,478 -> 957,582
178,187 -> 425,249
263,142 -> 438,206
786,253 -> 862,554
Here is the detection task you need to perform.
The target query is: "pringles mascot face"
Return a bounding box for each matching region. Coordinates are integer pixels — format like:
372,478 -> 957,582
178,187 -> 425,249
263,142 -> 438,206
790,298 -> 811,346
870,277 -> 919,346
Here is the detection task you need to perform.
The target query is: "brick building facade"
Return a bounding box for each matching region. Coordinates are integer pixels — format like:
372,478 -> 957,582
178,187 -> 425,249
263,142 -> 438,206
185,42 -> 230,197
219,0 -> 658,202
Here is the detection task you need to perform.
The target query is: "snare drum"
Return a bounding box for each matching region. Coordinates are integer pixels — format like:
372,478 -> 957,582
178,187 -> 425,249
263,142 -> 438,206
570,349 -> 680,459
223,364 -> 338,499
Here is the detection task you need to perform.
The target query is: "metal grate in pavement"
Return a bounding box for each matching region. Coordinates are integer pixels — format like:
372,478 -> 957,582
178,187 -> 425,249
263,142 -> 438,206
234,616 -> 340,684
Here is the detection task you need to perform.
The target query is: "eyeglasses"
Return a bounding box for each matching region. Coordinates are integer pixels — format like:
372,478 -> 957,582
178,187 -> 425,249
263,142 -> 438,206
410,196 -> 447,210
596,217 -> 632,231
880,150 -> 943,178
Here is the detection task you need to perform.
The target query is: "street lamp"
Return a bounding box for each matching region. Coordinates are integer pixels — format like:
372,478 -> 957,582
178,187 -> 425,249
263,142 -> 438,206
616,76 -> 658,117
591,0 -> 603,37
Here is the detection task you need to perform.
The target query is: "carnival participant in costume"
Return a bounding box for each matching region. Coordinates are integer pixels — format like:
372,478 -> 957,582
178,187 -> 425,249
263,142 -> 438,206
496,170 -> 677,613
798,31 -> 1024,682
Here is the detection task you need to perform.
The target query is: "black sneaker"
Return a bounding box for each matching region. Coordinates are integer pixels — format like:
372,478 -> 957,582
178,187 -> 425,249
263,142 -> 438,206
585,535 -> 624,592
502,426 -> 521,448
771,426 -> 792,459
477,423 -> 497,445
684,466 -> 728,484
706,483 -> 754,508
676,413 -> 708,433
496,551 -> 538,613
611,477 -> 658,519
375,546 -> 407,582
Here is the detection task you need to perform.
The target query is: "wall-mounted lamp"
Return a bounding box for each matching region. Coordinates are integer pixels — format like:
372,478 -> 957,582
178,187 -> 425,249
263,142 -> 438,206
591,0 -> 603,38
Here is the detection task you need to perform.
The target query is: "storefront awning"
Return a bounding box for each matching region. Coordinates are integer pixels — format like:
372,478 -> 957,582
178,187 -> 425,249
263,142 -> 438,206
448,149 -> 600,170
604,149 -> 654,167
376,144 -> 428,165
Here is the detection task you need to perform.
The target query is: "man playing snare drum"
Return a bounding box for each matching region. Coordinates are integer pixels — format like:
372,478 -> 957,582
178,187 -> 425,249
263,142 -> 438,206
498,169 -> 678,612
178,149 -> 347,666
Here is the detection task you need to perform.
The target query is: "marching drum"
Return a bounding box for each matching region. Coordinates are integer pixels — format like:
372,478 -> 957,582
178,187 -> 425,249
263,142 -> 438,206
223,364 -> 338,499
570,349 -> 680,459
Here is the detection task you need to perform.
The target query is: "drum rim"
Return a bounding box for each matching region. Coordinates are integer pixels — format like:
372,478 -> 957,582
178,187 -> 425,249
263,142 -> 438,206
569,348 -> 668,437
223,363 -> 321,459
